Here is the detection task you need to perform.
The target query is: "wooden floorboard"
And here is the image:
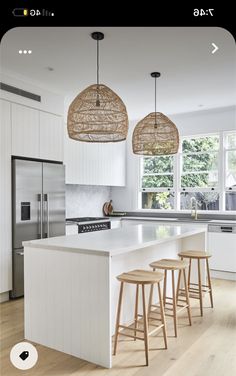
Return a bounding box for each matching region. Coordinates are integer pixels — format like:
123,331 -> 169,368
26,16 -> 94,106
0,279 -> 235,376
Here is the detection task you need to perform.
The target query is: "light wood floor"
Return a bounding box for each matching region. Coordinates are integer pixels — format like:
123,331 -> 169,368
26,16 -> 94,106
0,279 -> 236,376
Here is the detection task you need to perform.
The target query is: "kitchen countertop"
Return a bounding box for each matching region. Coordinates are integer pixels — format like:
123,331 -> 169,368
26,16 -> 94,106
109,216 -> 235,225
23,224 -> 206,257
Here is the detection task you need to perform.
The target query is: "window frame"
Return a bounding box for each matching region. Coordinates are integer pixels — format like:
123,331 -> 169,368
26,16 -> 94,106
138,131 -> 236,213
224,131 -> 236,211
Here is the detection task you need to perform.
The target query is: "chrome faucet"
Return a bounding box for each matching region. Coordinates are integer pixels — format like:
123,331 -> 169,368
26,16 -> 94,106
190,197 -> 198,220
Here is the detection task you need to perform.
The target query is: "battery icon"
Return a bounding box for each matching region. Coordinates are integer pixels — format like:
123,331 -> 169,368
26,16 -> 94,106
12,8 -> 28,16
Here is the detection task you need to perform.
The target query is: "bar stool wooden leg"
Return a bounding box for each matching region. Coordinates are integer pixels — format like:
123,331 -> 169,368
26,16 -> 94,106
171,270 -> 177,337
197,259 -> 203,316
142,284 -> 149,366
206,258 -> 214,308
188,258 -> 192,289
176,269 -> 182,304
134,284 -> 139,341
148,283 -> 153,317
163,270 -> 167,307
113,282 -> 124,355
157,282 -> 167,349
183,268 -> 192,326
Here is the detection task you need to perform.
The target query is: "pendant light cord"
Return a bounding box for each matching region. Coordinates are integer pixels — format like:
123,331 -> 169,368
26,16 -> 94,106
96,39 -> 100,106
154,76 -> 157,127
97,39 -> 99,87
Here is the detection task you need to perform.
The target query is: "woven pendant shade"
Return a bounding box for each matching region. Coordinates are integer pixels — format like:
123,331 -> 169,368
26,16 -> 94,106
132,72 -> 179,155
67,83 -> 128,142
67,31 -> 128,143
132,112 -> 179,155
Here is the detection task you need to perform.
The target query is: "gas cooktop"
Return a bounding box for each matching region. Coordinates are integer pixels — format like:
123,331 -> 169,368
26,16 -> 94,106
66,217 -> 108,222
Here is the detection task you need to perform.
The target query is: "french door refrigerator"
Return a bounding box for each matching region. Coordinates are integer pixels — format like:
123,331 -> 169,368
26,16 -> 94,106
11,158 -> 66,298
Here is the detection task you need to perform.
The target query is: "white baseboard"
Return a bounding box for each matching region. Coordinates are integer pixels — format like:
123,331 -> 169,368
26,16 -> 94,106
0,291 -> 10,303
210,269 -> 236,281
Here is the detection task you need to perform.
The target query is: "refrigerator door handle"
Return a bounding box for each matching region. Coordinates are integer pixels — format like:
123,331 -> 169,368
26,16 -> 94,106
16,251 -> 24,256
44,193 -> 50,238
38,193 -> 43,238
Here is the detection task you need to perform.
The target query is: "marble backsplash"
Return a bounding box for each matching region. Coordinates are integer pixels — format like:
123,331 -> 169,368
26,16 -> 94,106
66,184 -> 111,218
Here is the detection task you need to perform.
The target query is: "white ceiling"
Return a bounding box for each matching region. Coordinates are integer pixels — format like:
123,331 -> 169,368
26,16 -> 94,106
1,27 -> 236,119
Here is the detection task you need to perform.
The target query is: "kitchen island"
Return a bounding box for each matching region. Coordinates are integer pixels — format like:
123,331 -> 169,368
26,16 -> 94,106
23,224 -> 206,368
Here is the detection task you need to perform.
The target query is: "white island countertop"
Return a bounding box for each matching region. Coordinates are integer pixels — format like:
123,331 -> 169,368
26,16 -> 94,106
23,224 -> 206,257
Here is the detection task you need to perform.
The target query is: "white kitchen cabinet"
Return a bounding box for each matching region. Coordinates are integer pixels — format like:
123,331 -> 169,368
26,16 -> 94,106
39,112 -> 63,161
66,224 -> 78,235
65,133 -> 126,186
0,100 -> 12,295
208,232 -> 236,273
11,103 -> 63,161
12,103 -> 40,158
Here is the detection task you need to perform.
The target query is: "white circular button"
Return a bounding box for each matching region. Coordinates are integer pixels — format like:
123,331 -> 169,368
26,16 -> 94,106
10,342 -> 38,370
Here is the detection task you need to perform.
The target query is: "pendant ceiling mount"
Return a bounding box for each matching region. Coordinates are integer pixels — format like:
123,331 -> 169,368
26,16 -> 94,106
91,32 -> 104,41
132,72 -> 179,155
150,72 -> 161,78
67,31 -> 128,143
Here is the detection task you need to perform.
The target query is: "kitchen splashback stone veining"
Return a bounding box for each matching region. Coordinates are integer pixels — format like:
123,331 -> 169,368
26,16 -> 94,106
66,184 -> 111,218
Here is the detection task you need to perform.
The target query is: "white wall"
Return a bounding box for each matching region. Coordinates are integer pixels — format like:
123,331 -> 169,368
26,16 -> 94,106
111,106 -> 236,211
0,73 -> 64,115
170,106 -> 236,136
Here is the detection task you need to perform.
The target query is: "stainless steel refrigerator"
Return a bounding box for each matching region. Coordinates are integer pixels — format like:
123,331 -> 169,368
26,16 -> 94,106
11,158 -> 66,298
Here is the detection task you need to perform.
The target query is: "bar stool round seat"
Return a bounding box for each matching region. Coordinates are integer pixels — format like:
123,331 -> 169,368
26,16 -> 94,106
150,258 -> 189,270
117,269 -> 164,284
149,258 -> 192,337
178,250 -> 211,259
113,269 -> 167,366
178,250 -> 213,316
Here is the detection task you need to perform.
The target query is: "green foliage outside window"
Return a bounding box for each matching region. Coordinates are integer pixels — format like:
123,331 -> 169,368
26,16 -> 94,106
142,136 -> 220,209
182,136 -> 219,152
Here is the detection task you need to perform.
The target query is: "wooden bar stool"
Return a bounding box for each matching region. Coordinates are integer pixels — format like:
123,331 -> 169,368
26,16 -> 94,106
149,259 -> 192,337
113,269 -> 167,366
178,251 -> 213,316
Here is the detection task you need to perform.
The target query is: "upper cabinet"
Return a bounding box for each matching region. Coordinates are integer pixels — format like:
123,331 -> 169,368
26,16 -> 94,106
10,100 -> 125,186
65,133 -> 126,186
39,112 -> 63,161
11,103 -> 63,161
12,103 -> 40,158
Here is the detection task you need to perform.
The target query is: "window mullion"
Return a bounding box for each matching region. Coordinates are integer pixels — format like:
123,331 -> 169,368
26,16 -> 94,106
219,132 -> 224,211
175,152 -> 180,210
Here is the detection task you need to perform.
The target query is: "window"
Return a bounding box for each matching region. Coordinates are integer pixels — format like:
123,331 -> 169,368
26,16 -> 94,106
139,131 -> 236,212
225,132 -> 236,210
180,135 -> 220,211
141,155 -> 175,209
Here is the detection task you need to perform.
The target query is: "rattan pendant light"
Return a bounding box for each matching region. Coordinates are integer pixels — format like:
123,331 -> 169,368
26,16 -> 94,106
67,32 -> 129,142
132,72 -> 179,155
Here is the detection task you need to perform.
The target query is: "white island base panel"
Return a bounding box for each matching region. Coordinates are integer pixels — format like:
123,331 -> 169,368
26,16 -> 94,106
24,225 -> 206,368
